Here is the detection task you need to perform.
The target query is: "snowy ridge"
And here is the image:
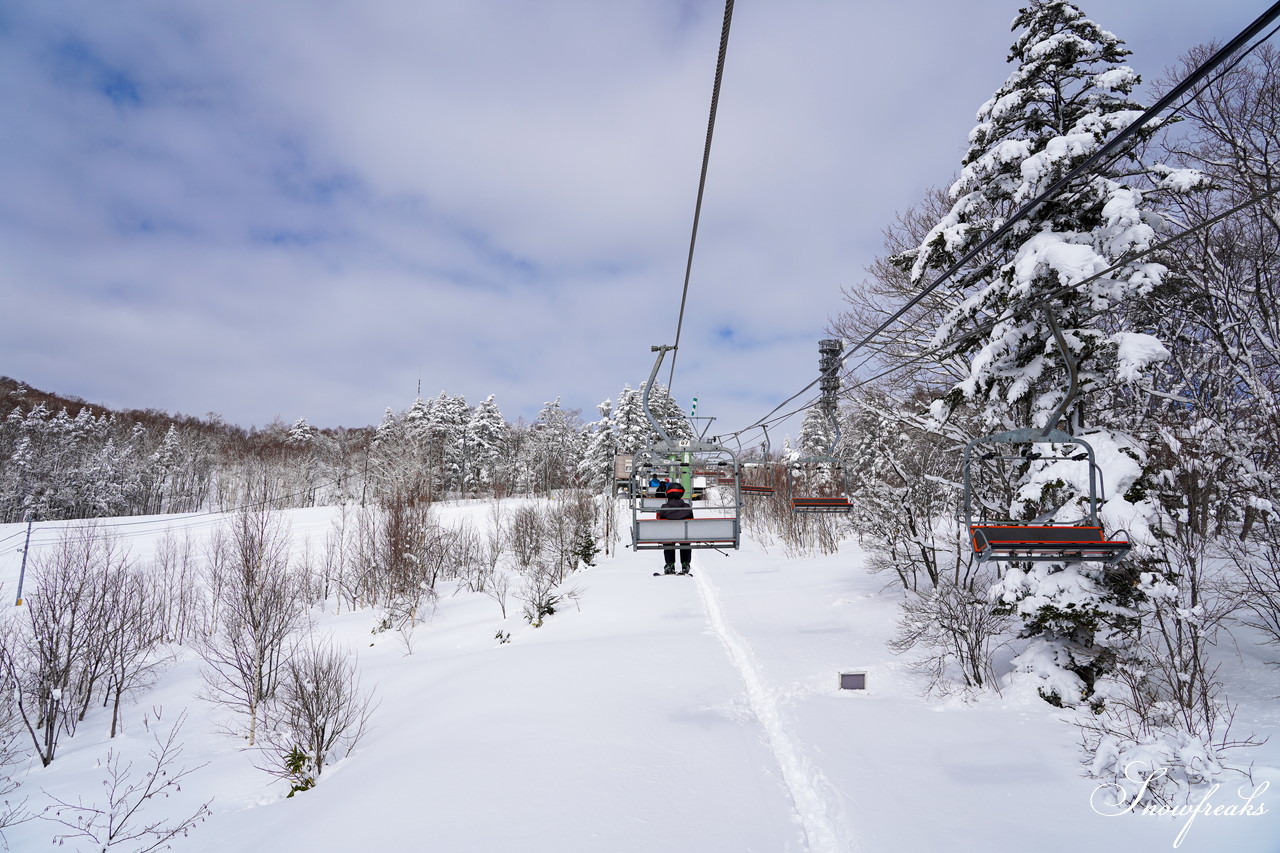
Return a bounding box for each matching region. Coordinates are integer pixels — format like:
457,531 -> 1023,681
693,568 -> 855,853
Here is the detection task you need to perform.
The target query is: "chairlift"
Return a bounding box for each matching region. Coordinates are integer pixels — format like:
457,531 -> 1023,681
788,456 -> 852,513
627,345 -> 742,551
629,443 -> 742,551
961,308 -> 1130,565
739,426 -> 776,496
788,418 -> 852,513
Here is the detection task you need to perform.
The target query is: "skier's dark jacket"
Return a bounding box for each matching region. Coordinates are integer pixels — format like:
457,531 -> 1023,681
656,496 -> 693,521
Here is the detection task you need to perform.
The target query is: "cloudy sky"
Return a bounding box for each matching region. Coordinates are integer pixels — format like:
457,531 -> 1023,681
0,0 -> 1267,438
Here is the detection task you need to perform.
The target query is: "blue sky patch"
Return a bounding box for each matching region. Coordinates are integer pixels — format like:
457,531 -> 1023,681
48,37 -> 143,107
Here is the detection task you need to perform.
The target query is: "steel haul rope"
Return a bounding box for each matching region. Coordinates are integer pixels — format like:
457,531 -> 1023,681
667,0 -> 736,392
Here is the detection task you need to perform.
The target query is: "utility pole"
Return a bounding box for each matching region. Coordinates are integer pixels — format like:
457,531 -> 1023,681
361,449 -> 370,508
15,510 -> 36,606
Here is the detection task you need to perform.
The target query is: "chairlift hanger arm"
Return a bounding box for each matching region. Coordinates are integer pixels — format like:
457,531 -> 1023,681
1041,306 -> 1078,436
642,345 -> 676,444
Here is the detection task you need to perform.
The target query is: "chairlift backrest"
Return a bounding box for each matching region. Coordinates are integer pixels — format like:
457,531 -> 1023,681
962,428 -> 1102,530
788,454 -> 852,513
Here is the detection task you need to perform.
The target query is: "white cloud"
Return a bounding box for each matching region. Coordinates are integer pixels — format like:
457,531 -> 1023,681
0,0 -> 1263,437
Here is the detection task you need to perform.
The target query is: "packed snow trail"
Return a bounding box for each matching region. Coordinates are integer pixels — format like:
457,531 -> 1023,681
693,566 -> 855,852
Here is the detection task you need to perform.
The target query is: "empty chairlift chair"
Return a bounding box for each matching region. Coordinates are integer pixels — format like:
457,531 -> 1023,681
788,456 -> 852,513
963,428 -> 1130,565
739,432 -> 777,496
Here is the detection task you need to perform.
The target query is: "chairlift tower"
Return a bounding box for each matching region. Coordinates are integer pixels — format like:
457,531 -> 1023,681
818,339 -> 842,430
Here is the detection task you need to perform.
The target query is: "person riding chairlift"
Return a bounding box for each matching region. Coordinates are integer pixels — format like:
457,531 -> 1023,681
657,483 -> 693,575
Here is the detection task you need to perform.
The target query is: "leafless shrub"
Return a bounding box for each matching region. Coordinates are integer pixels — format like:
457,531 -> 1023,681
518,557 -> 580,628
350,498 -> 447,615
294,537 -> 327,609
508,504 -> 547,570
484,571 -> 513,620
258,637 -> 376,796
738,472 -> 845,559
448,522 -> 486,589
41,710 -> 211,851
1076,524 -> 1261,807
888,568 -> 1011,694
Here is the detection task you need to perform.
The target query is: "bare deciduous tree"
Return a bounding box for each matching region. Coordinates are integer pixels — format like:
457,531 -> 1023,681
9,524 -> 119,764
485,571 -> 513,620
149,530 -> 203,645
0,624 -> 32,840
198,507 -> 306,746
100,566 -> 169,738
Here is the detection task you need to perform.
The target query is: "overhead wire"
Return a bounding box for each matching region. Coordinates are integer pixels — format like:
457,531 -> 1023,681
0,477 -> 346,554
725,183 -> 1280,446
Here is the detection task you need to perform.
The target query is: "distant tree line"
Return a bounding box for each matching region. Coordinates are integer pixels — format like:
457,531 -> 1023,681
0,375 -> 693,523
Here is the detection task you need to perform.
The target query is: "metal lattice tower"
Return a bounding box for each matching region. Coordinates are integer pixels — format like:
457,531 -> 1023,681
818,339 -> 842,422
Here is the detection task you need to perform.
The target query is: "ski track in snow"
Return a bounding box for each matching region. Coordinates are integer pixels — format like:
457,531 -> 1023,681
693,567 -> 855,853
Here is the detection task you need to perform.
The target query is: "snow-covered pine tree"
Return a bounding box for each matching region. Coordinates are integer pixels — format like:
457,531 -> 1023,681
285,417 -> 318,448
609,386 -> 652,456
647,383 -> 695,443
146,425 -> 183,515
524,398 -> 583,495
428,393 -> 470,496
902,0 -> 1182,705
579,398 -> 618,492
797,407 -> 836,457
466,395 -> 507,496
401,394 -> 444,501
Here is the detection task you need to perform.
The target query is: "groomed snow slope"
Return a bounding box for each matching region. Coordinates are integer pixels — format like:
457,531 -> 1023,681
1,503 -> 1277,852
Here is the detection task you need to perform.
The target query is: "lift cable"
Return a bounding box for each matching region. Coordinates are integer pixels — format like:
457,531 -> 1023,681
724,183 -> 1280,445
666,0 -> 736,393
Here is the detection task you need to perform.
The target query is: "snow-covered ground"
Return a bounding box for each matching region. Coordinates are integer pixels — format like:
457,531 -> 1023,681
1,501 -> 1277,852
